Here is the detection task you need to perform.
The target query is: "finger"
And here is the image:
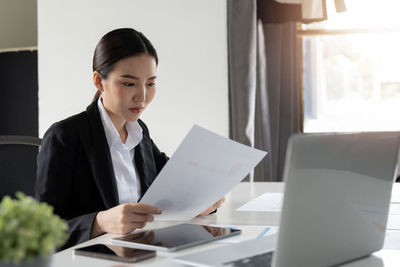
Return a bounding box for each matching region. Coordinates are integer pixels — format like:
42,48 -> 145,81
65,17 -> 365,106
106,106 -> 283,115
213,200 -> 222,207
216,198 -> 225,207
126,213 -> 154,223
200,206 -> 214,216
124,203 -> 162,214
211,202 -> 220,209
119,222 -> 147,235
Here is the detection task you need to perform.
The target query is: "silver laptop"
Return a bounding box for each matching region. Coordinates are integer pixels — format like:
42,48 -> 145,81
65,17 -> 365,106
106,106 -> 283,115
175,132 -> 400,267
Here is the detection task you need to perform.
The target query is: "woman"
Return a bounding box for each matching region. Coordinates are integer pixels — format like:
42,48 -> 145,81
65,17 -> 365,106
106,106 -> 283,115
35,28 -> 224,250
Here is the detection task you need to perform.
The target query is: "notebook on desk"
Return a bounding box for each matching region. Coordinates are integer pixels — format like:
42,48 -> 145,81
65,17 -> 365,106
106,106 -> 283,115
175,132 -> 400,267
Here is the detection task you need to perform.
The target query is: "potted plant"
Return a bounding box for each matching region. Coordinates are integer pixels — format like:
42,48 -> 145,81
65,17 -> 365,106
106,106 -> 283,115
0,192 -> 68,266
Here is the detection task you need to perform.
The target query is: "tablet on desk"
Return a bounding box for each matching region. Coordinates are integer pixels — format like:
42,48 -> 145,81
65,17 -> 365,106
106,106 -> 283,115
111,223 -> 241,252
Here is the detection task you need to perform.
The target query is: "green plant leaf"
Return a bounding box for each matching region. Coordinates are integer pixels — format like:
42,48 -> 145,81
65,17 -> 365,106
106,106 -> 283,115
0,192 -> 68,264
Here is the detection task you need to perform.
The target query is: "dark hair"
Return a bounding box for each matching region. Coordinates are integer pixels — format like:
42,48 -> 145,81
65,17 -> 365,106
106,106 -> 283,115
92,28 -> 158,101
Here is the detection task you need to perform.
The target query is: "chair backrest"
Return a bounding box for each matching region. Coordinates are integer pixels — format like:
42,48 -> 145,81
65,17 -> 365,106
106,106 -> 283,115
0,136 -> 42,200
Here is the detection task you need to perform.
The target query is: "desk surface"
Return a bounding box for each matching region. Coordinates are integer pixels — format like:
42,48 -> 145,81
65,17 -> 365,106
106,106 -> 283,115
51,182 -> 400,267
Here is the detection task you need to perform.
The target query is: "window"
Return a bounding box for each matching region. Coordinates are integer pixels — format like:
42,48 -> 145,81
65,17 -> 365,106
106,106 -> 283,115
299,0 -> 400,133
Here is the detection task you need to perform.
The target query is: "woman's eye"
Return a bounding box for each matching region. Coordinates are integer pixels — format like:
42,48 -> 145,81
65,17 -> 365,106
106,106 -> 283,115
123,82 -> 135,87
147,82 -> 156,87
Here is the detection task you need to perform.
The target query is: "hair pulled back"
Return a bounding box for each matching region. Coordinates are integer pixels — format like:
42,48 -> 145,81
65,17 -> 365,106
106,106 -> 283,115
92,28 -> 158,101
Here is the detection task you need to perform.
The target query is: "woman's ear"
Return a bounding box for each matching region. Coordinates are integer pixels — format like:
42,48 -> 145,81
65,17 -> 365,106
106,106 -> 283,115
93,71 -> 105,92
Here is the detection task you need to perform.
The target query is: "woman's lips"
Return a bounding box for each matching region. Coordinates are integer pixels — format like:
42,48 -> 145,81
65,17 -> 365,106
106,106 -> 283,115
129,107 -> 143,113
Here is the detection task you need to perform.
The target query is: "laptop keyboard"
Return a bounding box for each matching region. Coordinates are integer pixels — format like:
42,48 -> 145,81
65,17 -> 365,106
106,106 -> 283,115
223,251 -> 274,267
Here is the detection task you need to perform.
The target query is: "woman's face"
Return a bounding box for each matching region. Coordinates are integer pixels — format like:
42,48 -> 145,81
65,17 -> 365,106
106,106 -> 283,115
96,53 -> 157,124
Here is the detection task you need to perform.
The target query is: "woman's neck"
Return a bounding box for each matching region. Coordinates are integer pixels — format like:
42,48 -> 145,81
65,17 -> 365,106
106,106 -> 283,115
105,109 -> 127,144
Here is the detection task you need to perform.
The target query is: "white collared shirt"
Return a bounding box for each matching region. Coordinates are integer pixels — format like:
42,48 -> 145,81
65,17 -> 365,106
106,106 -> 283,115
97,97 -> 143,204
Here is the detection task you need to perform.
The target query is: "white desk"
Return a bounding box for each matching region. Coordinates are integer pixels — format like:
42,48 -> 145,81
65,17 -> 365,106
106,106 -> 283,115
51,182 -> 400,267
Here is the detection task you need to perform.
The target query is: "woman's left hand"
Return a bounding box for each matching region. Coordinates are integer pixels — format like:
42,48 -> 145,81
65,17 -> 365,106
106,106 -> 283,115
198,197 -> 226,216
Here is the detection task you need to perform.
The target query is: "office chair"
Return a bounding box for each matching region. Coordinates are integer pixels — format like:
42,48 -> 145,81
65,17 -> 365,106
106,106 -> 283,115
0,135 -> 42,200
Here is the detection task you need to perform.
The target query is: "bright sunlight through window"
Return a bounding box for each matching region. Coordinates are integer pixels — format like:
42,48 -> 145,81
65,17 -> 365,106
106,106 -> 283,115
301,0 -> 400,132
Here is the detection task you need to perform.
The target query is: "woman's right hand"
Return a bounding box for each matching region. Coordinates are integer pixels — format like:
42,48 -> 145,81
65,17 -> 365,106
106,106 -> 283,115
91,203 -> 162,237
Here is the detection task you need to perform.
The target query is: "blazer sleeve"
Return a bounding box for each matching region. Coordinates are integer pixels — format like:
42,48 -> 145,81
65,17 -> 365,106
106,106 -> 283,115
151,138 -> 169,174
35,124 -> 97,251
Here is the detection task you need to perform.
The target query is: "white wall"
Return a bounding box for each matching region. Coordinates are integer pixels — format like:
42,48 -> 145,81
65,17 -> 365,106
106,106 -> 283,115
38,0 -> 228,155
0,0 -> 37,49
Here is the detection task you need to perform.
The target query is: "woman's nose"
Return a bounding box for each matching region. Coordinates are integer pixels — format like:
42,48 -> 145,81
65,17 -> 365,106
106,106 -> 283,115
134,86 -> 146,102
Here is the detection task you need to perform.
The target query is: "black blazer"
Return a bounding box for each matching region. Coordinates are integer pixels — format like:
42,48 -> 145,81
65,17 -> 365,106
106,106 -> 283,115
35,99 -> 168,250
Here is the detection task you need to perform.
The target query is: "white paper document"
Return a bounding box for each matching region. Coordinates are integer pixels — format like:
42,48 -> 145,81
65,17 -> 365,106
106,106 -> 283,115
389,204 -> 400,215
236,193 -> 283,212
139,125 -> 267,221
384,230 -> 400,249
387,214 -> 400,230
391,184 -> 400,203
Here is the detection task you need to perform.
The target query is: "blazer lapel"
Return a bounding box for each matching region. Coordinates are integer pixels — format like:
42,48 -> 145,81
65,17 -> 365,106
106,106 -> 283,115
85,99 -> 119,209
135,130 -> 157,199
